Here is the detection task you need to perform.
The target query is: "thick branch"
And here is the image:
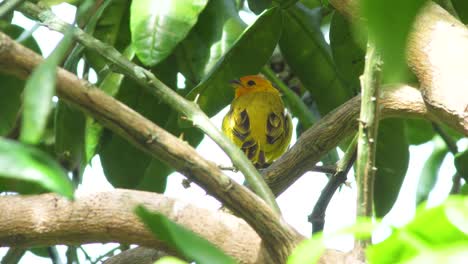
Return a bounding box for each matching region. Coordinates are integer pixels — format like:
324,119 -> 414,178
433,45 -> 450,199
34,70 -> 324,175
0,31 -> 300,262
329,0 -> 468,134
263,84 -> 436,196
0,190 -> 353,264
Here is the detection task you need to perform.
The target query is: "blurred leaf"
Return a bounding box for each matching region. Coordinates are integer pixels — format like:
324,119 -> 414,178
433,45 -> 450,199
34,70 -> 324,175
288,218 -> 376,264
361,0 -> 428,82
0,24 -> 41,136
401,243 -> 468,264
84,46 -> 135,164
329,11 -> 365,95
368,196 -> 468,264
452,0 -> 468,24
135,206 -> 236,264
461,184 -> 468,195
29,247 -> 49,258
20,31 -> 73,144
130,0 -> 209,66
186,7 -> 283,117
280,4 -> 352,116
454,150 -> 468,182
374,119 -> 409,217
248,0 -> 272,14
406,119 -> 435,145
416,137 -> 448,205
154,256 -> 188,264
84,0 -> 131,73
175,0 -> 246,87
0,138 -> 74,198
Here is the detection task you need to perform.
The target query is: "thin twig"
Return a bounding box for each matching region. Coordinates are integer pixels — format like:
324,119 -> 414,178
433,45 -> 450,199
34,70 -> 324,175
18,2 -> 280,213
48,246 -> 63,264
309,134 -> 358,234
432,123 -> 458,154
356,42 -> 381,246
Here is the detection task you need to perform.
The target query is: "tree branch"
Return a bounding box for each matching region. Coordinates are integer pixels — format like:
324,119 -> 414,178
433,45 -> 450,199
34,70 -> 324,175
17,1 -> 279,213
356,43 -> 381,220
0,31 -> 300,262
0,190 -> 351,264
262,84 -> 438,196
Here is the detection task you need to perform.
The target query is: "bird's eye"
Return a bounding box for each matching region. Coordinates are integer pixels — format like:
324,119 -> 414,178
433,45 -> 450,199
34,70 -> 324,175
247,80 -> 256,86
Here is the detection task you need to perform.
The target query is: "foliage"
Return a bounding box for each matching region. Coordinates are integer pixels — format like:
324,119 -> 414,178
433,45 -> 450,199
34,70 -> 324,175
0,0 -> 466,263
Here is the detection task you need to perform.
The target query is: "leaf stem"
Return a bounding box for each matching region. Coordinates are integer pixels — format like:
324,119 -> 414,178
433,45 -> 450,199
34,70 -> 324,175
356,42 -> 381,224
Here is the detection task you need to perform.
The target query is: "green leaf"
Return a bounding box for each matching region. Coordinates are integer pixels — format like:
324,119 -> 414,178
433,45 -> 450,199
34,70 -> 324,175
452,0 -> 468,24
99,77 -> 171,192
454,149 -> 468,182
0,138 -> 74,198
130,0 -> 209,66
406,119 -> 435,145
135,206 -> 236,264
0,24 -> 41,136
416,137 -> 448,205
280,4 -> 352,116
361,0 -> 428,82
54,100 -> 86,175
368,196 -> 468,264
175,0 -> 246,87
186,7 -> 283,117
329,11 -> 365,95
248,0 -> 272,14
401,243 -> 468,264
84,0 -> 131,73
20,30 -> 74,144
374,119 -> 409,217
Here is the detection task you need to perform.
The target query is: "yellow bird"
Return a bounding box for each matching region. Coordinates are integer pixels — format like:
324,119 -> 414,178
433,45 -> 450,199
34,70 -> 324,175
222,75 -> 293,168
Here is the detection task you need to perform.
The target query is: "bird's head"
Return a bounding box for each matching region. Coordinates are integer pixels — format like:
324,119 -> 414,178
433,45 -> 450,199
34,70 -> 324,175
230,75 -> 280,98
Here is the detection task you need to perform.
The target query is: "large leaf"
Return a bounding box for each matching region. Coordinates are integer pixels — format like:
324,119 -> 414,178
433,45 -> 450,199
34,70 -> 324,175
135,206 -> 236,264
248,0 -> 273,14
367,196 -> 468,264
0,138 -> 74,198
329,11 -> 365,95
84,0 -> 131,73
361,0 -> 428,82
279,4 -> 352,116
406,119 -> 435,145
186,7 -> 283,117
20,31 -> 73,144
451,0 -> 468,24
175,0 -> 246,87
416,137 -> 448,205
0,24 -> 41,136
130,0 -> 209,66
374,119 -> 410,217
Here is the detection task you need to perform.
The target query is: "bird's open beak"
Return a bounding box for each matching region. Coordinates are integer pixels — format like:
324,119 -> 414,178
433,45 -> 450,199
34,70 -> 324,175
229,79 -> 242,88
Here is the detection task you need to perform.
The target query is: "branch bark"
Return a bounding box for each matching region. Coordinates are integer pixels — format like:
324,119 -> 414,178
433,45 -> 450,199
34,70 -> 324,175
0,31 -> 301,262
0,190 -> 352,264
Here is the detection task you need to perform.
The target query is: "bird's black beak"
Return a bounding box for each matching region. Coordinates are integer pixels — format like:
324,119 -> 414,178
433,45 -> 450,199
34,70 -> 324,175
229,79 -> 242,88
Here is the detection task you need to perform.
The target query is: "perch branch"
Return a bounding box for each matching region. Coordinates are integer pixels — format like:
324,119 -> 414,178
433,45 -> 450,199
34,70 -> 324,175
0,190 -> 349,264
0,31 -> 300,262
17,1 -> 279,213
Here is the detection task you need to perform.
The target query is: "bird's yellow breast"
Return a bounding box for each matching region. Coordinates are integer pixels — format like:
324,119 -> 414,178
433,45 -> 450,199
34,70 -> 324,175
222,89 -> 292,168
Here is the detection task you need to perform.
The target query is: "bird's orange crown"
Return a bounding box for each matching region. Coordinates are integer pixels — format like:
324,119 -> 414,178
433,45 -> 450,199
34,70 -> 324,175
230,75 -> 280,98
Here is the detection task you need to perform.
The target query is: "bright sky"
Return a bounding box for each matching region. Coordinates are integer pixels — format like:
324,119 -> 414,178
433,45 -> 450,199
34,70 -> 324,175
2,2 -> 465,263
